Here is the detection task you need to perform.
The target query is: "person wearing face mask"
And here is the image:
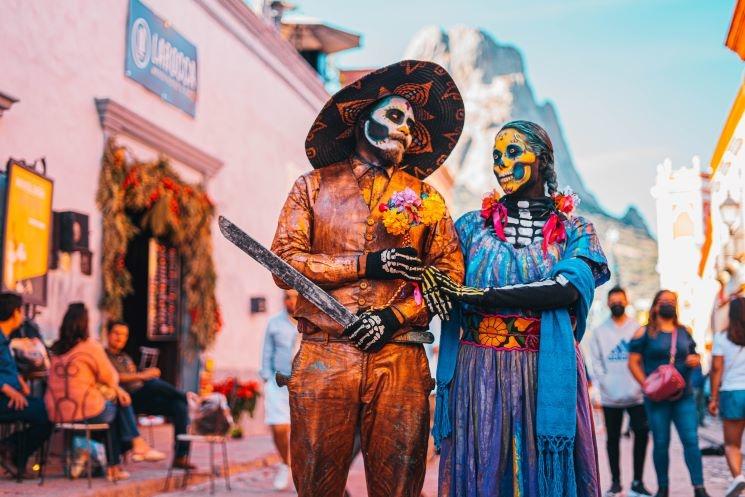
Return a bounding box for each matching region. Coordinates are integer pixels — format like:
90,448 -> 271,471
628,290 -> 709,497
423,121 -> 610,497
588,286 -> 651,497
270,60 -> 464,497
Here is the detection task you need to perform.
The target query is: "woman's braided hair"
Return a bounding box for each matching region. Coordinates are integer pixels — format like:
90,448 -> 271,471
498,120 -> 557,195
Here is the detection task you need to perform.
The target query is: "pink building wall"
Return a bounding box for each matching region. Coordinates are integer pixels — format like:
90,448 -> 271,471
0,0 -> 327,378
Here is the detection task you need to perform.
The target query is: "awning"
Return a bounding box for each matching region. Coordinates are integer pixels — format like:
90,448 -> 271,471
727,0 -> 745,60
338,68 -> 374,87
280,17 -> 360,54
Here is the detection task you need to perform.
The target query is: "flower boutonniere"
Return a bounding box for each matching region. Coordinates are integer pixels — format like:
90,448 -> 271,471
378,187 -> 446,306
480,189 -> 508,241
552,187 -> 580,217
379,188 -> 446,238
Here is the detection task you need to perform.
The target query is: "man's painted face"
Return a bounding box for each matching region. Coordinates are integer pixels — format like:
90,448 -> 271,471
363,95 -> 415,165
493,129 -> 538,195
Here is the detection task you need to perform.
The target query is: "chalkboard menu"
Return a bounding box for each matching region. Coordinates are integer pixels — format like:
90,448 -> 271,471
147,238 -> 180,341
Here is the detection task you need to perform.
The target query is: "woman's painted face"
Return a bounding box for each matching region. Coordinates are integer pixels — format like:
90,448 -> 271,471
493,129 -> 538,195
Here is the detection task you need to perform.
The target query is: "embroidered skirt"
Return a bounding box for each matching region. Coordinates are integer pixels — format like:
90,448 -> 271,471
438,341 -> 601,497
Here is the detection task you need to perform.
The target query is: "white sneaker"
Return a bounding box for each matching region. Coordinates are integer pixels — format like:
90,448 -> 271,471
272,463 -> 290,491
726,474 -> 745,497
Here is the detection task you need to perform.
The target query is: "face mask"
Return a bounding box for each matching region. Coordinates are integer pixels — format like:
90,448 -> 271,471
658,304 -> 676,319
610,304 -> 625,318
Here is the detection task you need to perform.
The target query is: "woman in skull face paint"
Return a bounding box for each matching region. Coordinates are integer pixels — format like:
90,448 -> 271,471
425,121 -> 610,497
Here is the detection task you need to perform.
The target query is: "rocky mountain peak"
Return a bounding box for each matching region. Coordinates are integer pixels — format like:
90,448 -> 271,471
405,25 -> 603,215
620,206 -> 653,238
404,26 -> 659,304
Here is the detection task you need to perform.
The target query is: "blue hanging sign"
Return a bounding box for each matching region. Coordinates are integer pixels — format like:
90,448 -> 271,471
125,0 -> 198,116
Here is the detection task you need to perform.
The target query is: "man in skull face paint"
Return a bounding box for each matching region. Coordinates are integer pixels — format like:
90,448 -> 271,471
271,60 -> 464,497
424,121 -> 610,497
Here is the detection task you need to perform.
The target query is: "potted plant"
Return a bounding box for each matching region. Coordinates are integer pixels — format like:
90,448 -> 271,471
212,377 -> 261,438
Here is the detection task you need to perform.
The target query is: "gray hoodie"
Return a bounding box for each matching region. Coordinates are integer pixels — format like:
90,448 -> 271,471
588,316 -> 643,407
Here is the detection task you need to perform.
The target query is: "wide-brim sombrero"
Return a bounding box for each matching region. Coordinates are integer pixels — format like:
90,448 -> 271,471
305,60 -> 465,180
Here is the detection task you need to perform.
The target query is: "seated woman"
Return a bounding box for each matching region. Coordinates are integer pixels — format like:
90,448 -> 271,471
105,320 -> 194,469
44,303 -> 165,482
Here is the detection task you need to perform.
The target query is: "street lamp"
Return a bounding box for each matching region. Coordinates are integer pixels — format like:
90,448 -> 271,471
720,194 -> 741,234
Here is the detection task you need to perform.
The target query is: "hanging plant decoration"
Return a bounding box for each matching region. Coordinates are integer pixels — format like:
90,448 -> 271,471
96,138 -> 222,349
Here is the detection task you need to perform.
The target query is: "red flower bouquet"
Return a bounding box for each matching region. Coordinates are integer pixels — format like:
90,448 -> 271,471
212,377 -> 262,432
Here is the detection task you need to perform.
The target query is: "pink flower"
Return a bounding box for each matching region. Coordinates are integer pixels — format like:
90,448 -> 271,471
541,213 -> 567,254
480,191 -> 508,241
552,187 -> 580,215
391,188 -> 419,209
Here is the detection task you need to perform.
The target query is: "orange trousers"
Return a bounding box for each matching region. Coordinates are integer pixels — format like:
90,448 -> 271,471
288,339 -> 434,497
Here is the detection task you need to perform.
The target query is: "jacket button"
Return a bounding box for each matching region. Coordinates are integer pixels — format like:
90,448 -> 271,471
358,298 -> 366,306
365,233 -> 374,241
360,281 -> 368,289
366,218 -> 375,226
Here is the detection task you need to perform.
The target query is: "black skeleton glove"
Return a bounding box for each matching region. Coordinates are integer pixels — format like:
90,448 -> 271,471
365,247 -> 423,281
342,308 -> 401,353
427,267 -> 579,311
422,266 -> 453,321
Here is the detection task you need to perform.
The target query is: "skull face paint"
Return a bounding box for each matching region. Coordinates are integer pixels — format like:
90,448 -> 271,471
492,129 -> 537,195
363,95 -> 415,165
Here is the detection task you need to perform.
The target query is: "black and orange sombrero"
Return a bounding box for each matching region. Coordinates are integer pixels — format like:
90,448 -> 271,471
305,60 -> 465,180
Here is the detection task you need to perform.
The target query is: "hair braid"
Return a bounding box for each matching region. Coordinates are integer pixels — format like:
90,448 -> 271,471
542,163 -> 558,196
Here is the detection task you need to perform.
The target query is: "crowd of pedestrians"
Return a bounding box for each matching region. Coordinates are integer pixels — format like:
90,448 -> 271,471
590,287 -> 711,497
0,292 -> 194,482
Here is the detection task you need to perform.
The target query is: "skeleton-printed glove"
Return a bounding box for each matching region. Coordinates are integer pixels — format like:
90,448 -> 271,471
434,270 -> 580,311
421,266 -> 453,321
343,308 -> 401,353
365,247 -> 423,281
430,268 -> 495,308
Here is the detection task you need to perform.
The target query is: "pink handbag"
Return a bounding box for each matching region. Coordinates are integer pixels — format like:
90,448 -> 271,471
642,327 -> 686,402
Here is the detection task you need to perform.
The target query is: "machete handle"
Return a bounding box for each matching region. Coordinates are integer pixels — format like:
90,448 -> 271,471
275,372 -> 291,387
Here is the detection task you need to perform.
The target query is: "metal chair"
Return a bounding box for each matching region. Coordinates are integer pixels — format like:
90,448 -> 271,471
135,346 -> 163,446
0,419 -> 27,482
137,346 -> 160,370
164,433 -> 230,494
42,350 -> 116,488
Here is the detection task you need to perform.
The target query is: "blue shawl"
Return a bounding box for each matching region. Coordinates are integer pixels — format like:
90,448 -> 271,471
536,257 -> 594,497
433,257 -> 596,497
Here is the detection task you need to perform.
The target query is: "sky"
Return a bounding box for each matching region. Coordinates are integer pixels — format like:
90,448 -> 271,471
292,0 -> 743,232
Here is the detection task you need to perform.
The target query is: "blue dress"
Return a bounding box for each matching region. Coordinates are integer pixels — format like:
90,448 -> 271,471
438,210 -> 610,497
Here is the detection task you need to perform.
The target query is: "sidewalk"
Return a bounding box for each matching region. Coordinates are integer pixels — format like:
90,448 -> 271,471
153,450 -> 441,497
0,423 -> 278,497
157,412 -> 736,497
593,409 -> 732,495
